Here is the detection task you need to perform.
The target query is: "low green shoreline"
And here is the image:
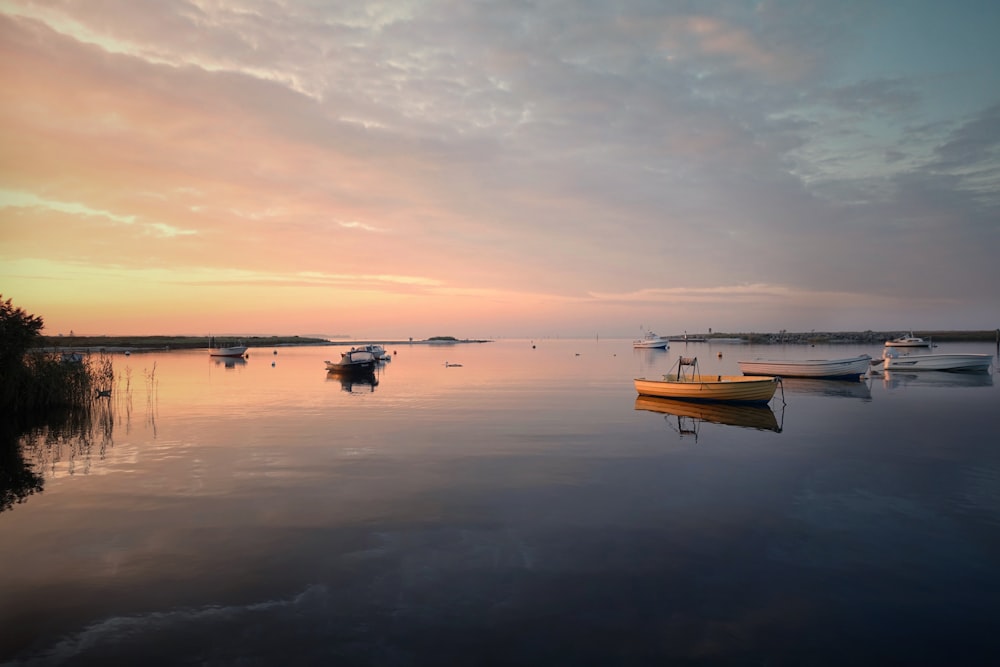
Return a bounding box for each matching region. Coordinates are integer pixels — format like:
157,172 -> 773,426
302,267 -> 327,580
35,334 -> 495,352
36,335 -> 331,351
35,330 -> 1000,352
691,330 -> 1000,344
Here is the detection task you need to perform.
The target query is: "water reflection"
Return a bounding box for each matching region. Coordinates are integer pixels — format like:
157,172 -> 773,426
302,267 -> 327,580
880,370 -> 995,389
634,395 -> 782,442
780,377 -> 873,401
326,370 -> 379,393
0,423 -> 44,513
212,357 -> 247,369
632,346 -> 670,375
1,399 -> 125,513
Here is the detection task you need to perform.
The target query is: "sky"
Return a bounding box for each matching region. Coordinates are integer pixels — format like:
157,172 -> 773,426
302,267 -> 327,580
1,0 -> 998,339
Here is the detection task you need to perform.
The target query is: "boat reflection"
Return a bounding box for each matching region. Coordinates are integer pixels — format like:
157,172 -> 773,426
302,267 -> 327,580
212,356 -> 247,369
880,370 -> 995,390
633,346 -> 670,375
779,377 -> 873,401
326,370 -> 379,393
634,395 -> 782,442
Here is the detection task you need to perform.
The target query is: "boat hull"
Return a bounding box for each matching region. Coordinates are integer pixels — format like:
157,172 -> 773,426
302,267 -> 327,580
325,362 -> 376,374
882,353 -> 992,372
325,349 -> 377,374
634,374 -> 778,404
738,355 -> 871,380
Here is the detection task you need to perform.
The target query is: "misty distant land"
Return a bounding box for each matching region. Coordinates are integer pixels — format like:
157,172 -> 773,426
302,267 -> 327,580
36,330 -> 1000,353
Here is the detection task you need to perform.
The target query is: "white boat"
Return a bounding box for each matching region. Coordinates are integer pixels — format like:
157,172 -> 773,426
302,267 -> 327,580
884,332 -> 931,347
362,343 -> 391,360
325,348 -> 376,373
209,339 -> 248,357
737,354 -> 872,380
633,330 -> 669,349
881,348 -> 992,372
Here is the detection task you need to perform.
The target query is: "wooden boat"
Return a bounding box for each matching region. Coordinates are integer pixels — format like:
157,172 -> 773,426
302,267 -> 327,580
882,349 -> 992,372
325,348 -> 376,374
634,357 -> 779,404
635,396 -> 781,432
633,329 -> 669,349
884,332 -> 931,347
737,354 -> 871,380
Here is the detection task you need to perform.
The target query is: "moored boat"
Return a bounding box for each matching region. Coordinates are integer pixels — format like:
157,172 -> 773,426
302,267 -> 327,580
325,348 -> 377,373
634,356 -> 779,404
737,354 -> 872,380
885,332 -> 931,347
881,349 -> 992,372
634,329 -> 669,349
361,343 -> 391,361
209,338 -> 248,358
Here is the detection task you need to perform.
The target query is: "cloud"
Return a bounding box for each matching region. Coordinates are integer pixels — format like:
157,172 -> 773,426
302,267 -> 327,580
2,1 -> 998,334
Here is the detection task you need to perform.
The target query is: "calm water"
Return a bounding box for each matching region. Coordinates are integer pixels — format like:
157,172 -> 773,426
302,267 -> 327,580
2,338 -> 999,666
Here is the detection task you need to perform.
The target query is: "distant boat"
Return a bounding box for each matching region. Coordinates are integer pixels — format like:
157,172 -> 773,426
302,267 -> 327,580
634,356 -> 779,404
737,354 -> 872,380
209,337 -> 247,358
325,348 -> 376,374
361,344 -> 391,361
882,349 -> 992,372
884,332 -> 931,347
633,329 -> 669,349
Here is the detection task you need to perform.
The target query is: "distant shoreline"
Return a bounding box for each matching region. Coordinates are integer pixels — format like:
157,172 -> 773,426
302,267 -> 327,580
35,329 -> 1000,352
682,330 -> 1000,344
35,334 -> 494,352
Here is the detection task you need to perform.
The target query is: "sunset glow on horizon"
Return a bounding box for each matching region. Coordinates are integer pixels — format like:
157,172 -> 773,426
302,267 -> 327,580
2,2 -> 998,339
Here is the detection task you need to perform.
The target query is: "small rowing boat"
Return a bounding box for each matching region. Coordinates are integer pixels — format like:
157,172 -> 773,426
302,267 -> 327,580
634,356 -> 779,404
738,354 -> 871,380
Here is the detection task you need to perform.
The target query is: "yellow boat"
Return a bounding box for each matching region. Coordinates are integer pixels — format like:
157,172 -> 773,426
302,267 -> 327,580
634,356 -> 779,404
